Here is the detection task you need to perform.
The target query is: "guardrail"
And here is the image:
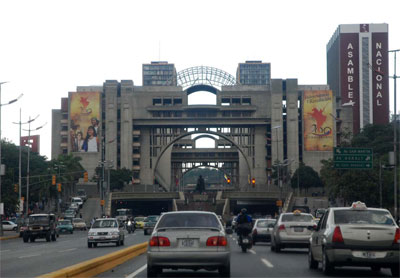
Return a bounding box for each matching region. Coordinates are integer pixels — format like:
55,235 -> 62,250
38,242 -> 147,278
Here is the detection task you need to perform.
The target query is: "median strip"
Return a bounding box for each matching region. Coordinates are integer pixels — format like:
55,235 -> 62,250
38,242 -> 148,278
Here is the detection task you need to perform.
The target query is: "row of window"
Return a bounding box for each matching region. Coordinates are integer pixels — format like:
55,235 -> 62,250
153,98 -> 182,106
151,111 -> 254,118
221,97 -> 251,105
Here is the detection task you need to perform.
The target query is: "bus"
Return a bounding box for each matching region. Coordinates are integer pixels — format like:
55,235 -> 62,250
115,208 -> 132,223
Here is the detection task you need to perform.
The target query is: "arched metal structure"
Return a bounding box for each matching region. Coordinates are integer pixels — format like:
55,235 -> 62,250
177,66 -> 236,92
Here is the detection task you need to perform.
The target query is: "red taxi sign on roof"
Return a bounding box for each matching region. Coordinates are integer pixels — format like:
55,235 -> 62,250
351,201 -> 367,210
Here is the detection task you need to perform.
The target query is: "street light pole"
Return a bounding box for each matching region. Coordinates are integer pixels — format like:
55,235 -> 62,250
23,118 -> 46,217
0,82 -> 22,236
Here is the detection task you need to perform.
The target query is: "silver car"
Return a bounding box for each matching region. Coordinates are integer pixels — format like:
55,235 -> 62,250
147,211 -> 230,277
308,202 -> 399,276
252,218 -> 276,244
87,218 -> 124,248
271,211 -> 315,252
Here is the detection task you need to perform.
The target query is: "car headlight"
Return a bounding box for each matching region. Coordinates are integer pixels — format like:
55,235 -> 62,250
88,232 -> 96,236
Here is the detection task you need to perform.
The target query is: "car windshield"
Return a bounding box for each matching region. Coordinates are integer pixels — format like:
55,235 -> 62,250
282,214 -> 313,222
92,220 -> 118,228
257,220 -> 276,227
157,213 -> 220,228
334,210 -> 394,225
117,210 -> 127,216
135,217 -> 145,222
58,220 -> 71,225
29,216 -> 49,224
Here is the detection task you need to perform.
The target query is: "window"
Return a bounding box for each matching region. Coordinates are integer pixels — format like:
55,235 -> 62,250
232,98 -> 241,105
242,98 -> 251,105
173,98 -> 182,105
153,98 -> 162,106
163,98 -> 172,106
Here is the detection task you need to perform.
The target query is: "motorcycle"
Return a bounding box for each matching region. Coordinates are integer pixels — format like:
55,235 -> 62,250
239,234 -> 253,253
126,220 -> 135,234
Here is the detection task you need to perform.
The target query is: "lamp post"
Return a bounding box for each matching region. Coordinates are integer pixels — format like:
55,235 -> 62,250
23,117 -> 46,217
98,137 -> 116,216
54,163 -> 65,215
0,82 -> 22,236
12,110 -> 38,215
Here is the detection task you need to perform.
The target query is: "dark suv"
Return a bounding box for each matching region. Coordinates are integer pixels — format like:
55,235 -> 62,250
23,214 -> 58,243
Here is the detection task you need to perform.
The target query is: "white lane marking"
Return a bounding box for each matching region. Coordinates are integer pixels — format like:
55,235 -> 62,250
126,264 -> 147,278
0,249 -> 10,252
58,248 -> 77,253
261,258 -> 274,268
19,254 -> 40,259
249,249 -> 256,254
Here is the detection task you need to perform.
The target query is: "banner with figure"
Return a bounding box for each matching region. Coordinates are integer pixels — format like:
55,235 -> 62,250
69,91 -> 101,153
303,90 -> 333,151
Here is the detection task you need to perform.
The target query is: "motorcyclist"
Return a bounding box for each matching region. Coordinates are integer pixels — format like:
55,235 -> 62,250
236,208 -> 253,245
126,216 -> 135,233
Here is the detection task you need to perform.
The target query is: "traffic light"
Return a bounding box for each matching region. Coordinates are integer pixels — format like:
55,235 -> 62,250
14,184 -> 18,193
52,175 -> 56,185
57,183 -> 62,192
84,171 -> 88,182
251,178 -> 256,187
227,178 -> 231,184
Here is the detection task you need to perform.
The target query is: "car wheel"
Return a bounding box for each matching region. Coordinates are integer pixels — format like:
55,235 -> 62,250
218,262 -> 230,277
51,233 -> 56,241
270,239 -> 275,251
30,236 -> 35,242
121,238 -> 124,246
13,227 -> 17,231
391,265 -> 399,277
116,240 -> 120,247
88,242 -> 92,248
308,247 -> 318,269
370,266 -> 380,273
275,242 -> 281,253
322,248 -> 334,275
93,243 -> 97,247
71,231 -> 73,234
23,234 -> 29,243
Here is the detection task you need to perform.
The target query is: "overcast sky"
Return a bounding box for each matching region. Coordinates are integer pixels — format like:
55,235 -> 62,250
1,0 -> 399,160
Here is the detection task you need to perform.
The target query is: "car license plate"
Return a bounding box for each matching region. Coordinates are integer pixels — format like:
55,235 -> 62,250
180,239 -> 196,247
294,227 -> 303,232
352,251 -> 386,259
362,251 -> 376,258
242,238 -> 249,243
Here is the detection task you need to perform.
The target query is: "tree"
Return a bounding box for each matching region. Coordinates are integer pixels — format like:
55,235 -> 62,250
290,162 -> 323,193
320,123 -> 396,208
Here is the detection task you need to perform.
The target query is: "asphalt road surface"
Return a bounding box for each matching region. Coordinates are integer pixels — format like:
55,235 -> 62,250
99,235 -> 393,278
1,232 -> 393,277
0,229 -> 148,278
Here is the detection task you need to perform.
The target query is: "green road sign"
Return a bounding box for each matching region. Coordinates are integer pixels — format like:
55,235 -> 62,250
333,147 -> 373,169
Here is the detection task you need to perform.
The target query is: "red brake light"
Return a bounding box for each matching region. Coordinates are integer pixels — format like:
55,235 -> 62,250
206,236 -> 227,246
332,226 -> 344,243
253,229 -> 258,235
394,228 -> 400,244
278,224 -> 285,230
149,236 -> 170,247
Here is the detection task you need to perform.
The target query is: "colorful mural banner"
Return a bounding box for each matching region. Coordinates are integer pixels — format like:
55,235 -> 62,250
70,91 -> 101,153
303,90 -> 334,151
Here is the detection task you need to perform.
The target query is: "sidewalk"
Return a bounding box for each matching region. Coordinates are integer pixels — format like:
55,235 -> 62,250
0,230 -> 20,240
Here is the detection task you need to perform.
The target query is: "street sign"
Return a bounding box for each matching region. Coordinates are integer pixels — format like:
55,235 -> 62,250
333,147 -> 373,169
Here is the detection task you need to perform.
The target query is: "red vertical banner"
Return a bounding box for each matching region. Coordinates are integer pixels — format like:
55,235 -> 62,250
340,33 -> 360,133
372,32 -> 389,124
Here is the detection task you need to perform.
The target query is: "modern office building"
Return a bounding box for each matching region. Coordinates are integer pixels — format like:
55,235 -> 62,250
327,23 -> 390,135
52,61 -> 334,192
236,61 -> 271,86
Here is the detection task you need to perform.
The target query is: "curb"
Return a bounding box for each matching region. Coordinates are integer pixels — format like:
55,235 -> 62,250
37,242 -> 147,278
0,235 -> 20,240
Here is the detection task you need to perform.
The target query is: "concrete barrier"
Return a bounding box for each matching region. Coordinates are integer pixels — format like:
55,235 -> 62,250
38,242 -> 147,278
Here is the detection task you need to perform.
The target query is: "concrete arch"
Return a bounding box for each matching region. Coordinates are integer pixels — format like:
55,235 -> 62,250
192,134 -> 220,144
153,130 -> 252,187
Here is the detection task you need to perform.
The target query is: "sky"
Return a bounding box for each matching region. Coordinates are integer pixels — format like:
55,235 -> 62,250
0,0 -> 399,160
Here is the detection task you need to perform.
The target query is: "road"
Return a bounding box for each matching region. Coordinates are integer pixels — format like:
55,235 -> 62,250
0,232 -> 393,277
99,236 -> 393,278
0,229 -> 148,278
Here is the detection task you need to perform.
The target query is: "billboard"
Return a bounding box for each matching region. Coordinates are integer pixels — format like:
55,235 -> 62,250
303,90 -> 334,151
70,92 -> 101,152
21,135 -> 40,153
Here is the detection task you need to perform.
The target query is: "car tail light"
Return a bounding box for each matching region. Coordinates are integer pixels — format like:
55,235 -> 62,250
394,228 -> 400,244
206,236 -> 227,246
332,226 -> 344,243
253,229 -> 258,235
278,224 -> 285,230
149,236 -> 170,247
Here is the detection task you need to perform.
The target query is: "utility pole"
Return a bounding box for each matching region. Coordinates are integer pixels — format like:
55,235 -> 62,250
0,82 -> 22,236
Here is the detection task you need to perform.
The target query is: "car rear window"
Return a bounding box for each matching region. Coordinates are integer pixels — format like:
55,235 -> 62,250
334,210 -> 394,225
257,220 -> 276,227
157,213 -> 220,228
281,214 -> 313,222
92,220 -> 118,228
59,221 -> 71,225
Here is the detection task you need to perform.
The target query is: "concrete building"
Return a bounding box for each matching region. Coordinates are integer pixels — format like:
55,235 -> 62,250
327,23 -> 390,135
236,61 -> 271,86
52,62 -> 333,192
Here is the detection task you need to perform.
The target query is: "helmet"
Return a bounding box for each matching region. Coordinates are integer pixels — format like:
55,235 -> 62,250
241,208 -> 247,214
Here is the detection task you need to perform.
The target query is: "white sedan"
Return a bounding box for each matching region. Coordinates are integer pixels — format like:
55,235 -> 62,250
2,220 -> 18,231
